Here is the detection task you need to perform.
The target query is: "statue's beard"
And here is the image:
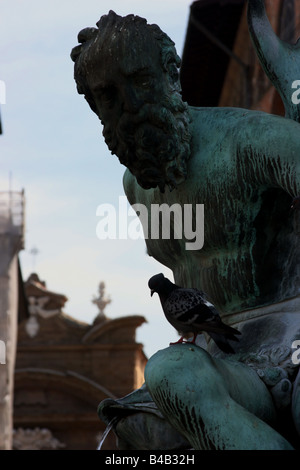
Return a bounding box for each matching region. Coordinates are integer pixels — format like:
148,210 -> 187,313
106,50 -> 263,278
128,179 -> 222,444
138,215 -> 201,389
102,93 -> 191,192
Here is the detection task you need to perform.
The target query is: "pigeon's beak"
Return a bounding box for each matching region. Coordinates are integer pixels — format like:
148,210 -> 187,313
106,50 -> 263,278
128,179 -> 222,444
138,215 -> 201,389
150,289 -> 154,297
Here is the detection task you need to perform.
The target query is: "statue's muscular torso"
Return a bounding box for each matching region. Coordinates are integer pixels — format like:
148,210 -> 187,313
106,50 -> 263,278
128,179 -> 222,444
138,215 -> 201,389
124,106 -> 300,316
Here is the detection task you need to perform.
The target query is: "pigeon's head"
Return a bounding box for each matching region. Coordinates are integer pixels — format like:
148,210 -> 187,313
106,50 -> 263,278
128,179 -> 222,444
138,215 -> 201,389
148,273 -> 165,296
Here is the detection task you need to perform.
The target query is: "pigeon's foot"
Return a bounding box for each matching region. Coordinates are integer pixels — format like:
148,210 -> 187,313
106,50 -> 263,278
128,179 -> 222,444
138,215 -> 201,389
169,336 -> 186,345
169,334 -> 198,346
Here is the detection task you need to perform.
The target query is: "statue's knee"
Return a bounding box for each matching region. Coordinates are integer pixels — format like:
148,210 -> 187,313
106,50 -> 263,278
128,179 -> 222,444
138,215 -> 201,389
145,344 -> 225,405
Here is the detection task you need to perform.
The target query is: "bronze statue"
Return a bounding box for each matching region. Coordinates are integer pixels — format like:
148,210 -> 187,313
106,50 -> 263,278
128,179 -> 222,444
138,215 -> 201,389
71,1 -> 300,449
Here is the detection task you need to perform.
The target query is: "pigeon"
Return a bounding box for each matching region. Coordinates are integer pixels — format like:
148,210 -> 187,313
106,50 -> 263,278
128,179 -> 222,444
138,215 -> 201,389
148,273 -> 241,354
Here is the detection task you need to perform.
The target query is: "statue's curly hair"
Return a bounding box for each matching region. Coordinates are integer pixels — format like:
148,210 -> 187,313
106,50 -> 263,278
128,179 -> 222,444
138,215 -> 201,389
70,10 -> 181,117
71,10 -> 191,192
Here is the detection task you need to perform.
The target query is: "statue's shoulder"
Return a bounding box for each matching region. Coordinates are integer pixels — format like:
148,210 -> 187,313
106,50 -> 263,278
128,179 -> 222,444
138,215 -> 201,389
188,106 -> 254,141
188,105 -> 300,142
188,105 -> 266,123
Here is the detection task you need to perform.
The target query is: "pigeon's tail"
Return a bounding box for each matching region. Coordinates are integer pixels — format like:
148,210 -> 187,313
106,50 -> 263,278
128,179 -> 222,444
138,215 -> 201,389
208,332 -> 239,354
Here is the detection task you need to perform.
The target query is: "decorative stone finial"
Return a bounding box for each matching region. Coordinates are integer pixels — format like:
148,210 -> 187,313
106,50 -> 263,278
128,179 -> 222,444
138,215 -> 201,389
92,281 -> 111,323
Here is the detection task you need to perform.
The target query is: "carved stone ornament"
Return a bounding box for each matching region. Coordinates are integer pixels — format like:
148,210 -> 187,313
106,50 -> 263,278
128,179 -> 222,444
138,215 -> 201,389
24,274 -> 67,338
92,281 -> 111,323
25,315 -> 40,338
13,427 -> 65,450
25,296 -> 61,338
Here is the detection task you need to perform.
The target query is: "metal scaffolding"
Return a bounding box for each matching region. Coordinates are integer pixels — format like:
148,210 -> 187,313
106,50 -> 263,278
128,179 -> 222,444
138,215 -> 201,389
0,190 -> 25,248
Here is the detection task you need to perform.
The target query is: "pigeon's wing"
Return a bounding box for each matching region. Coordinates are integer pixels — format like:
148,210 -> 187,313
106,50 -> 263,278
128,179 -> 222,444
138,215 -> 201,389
162,287 -> 241,345
164,288 -> 218,323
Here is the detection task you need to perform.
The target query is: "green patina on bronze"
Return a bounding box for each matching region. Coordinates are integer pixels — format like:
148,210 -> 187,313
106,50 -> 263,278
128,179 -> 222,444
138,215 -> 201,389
145,345 -> 293,450
72,0 -> 300,450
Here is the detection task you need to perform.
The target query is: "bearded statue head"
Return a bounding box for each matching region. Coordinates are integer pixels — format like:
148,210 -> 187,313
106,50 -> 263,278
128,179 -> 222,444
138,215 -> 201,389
71,10 -> 191,192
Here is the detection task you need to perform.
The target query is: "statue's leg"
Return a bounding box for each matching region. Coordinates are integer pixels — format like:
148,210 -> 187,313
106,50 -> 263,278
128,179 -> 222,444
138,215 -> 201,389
145,344 -> 294,450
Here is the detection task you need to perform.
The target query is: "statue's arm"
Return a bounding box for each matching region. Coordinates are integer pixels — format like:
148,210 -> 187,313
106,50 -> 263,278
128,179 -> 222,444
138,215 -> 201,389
237,113 -> 300,197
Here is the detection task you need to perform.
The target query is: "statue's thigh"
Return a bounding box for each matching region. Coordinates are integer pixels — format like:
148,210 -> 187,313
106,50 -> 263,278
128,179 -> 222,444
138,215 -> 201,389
144,345 -> 293,449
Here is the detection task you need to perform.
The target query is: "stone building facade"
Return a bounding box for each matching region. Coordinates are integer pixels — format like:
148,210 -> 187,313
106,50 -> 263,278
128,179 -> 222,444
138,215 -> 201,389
181,0 -> 300,114
13,274 -> 147,450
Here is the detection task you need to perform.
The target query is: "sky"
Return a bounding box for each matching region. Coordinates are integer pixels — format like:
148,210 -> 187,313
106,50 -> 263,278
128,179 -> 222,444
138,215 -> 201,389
0,0 -> 192,358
